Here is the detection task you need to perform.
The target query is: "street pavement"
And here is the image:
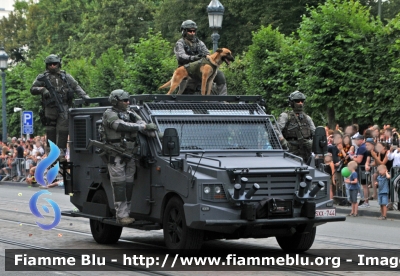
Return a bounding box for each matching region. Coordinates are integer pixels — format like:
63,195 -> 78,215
1,182 -> 400,275
2,180 -> 400,219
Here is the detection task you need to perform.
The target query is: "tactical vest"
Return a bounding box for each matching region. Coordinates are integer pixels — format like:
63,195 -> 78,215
282,111 -> 313,139
102,108 -> 139,142
42,71 -> 72,104
178,38 -> 201,66
184,57 -> 218,81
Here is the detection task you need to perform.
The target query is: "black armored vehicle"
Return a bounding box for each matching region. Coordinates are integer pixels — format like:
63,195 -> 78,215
62,95 -> 345,252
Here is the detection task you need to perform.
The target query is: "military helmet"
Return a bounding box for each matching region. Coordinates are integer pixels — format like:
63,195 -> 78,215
44,54 -> 62,69
288,91 -> 306,102
44,54 -> 61,64
108,89 -> 130,106
181,20 -> 197,31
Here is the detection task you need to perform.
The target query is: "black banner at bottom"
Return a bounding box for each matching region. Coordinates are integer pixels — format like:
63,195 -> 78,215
5,249 -> 400,271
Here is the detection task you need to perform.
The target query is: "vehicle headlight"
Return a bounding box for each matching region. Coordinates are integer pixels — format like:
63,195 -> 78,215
215,186 -> 221,194
204,186 -> 211,194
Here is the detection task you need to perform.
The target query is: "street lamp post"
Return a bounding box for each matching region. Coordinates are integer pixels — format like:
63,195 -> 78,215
0,47 -> 8,143
207,0 -> 225,53
14,107 -> 23,139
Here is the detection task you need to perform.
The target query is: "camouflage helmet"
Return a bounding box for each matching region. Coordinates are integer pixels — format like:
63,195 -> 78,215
288,91 -> 306,102
44,54 -> 61,64
44,54 -> 61,69
181,20 -> 197,31
108,89 -> 130,106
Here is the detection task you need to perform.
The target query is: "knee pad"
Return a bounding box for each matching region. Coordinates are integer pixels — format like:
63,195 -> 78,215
112,181 -> 127,202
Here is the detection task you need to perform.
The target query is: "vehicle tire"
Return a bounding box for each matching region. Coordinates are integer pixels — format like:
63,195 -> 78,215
276,227 -> 316,253
163,196 -> 204,251
89,189 -> 122,244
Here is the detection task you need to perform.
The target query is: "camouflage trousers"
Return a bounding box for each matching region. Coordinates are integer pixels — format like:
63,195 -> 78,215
44,104 -> 69,158
108,155 -> 135,219
288,140 -> 313,164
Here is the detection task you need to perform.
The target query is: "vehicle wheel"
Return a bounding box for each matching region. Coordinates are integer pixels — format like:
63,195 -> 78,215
276,227 -> 316,253
89,189 -> 122,244
163,196 -> 204,251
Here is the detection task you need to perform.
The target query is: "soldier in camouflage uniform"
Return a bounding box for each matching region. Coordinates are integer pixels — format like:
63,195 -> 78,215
276,91 -> 316,163
30,54 -> 90,160
102,89 -> 157,225
174,20 -> 227,95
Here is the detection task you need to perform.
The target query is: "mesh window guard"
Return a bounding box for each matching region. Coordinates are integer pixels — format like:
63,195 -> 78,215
145,102 -> 265,116
155,117 -> 281,151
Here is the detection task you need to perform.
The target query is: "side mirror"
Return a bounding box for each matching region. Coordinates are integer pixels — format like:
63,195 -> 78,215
162,128 -> 180,156
312,126 -> 328,155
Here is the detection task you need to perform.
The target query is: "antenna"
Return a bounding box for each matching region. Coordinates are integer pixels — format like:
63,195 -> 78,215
190,151 -> 204,186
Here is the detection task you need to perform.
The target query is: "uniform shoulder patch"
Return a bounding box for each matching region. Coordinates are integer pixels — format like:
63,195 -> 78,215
104,109 -> 119,125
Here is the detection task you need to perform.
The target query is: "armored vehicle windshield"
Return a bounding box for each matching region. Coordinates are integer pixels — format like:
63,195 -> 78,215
144,101 -> 282,151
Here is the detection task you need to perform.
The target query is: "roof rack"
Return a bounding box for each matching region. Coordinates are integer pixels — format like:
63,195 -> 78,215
74,94 -> 265,107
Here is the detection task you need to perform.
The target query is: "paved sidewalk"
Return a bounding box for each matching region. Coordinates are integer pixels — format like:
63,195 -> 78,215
0,180 -> 63,189
334,197 -> 400,220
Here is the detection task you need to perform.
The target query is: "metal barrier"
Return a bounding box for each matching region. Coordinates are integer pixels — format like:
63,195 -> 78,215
0,156 -> 40,182
0,155 -> 64,185
390,166 -> 400,209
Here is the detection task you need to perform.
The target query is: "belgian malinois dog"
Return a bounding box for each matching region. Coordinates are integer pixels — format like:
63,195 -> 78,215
159,48 -> 234,95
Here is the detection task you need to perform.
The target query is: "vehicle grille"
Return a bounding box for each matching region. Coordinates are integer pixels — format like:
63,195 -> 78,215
243,174 -> 298,200
73,115 -> 92,151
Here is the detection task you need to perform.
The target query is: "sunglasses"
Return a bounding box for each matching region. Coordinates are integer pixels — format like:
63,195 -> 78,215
122,99 -> 129,102
47,62 -> 59,66
293,99 -> 304,103
187,29 -> 196,33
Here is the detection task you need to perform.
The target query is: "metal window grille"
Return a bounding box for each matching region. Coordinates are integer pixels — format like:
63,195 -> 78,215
145,102 -> 266,116
73,115 -> 92,151
155,117 -> 281,151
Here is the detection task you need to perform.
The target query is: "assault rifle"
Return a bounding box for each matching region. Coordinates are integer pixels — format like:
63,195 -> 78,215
38,75 -> 66,119
87,139 -> 134,164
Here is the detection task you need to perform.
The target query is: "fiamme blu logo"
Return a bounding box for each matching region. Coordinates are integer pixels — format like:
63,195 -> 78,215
29,140 -> 61,230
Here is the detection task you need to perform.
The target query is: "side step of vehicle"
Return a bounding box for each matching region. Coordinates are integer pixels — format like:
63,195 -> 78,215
61,210 -> 161,230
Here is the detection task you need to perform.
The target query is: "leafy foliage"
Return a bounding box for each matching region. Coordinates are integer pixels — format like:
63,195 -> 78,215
4,0 -> 400,136
124,31 -> 176,94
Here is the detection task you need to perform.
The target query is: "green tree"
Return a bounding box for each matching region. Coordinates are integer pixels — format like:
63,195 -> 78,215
24,0 -> 86,58
71,0 -> 154,58
124,31 -> 176,94
243,25 -> 302,117
296,0 -> 381,127
0,0 -> 29,62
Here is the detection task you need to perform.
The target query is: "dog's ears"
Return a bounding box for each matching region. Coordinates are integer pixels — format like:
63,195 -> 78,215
216,48 -> 223,53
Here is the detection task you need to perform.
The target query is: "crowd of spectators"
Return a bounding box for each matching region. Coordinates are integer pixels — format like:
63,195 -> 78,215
0,135 -> 70,188
325,124 -> 400,217
0,135 -> 48,184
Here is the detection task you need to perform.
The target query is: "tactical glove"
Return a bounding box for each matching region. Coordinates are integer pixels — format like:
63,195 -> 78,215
281,139 -> 289,150
191,55 -> 202,62
146,123 -> 158,131
41,88 -> 50,99
129,112 -> 142,122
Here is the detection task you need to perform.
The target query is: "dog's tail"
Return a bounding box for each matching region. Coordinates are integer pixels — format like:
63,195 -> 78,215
158,80 -> 171,90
